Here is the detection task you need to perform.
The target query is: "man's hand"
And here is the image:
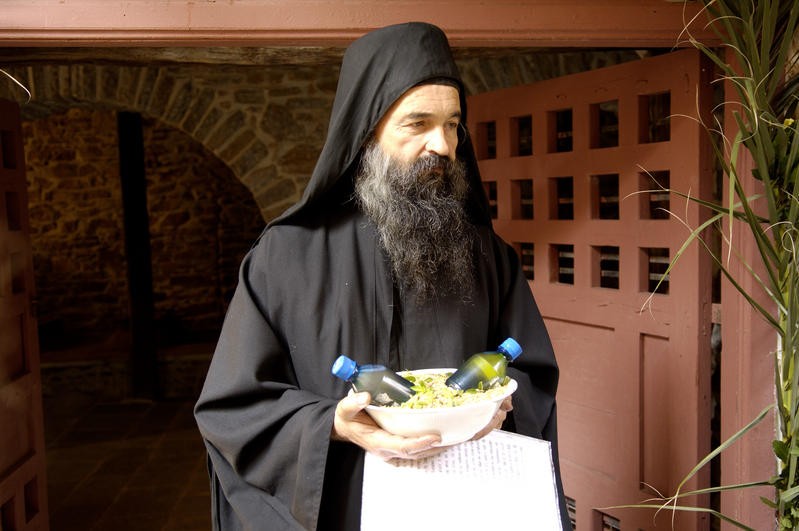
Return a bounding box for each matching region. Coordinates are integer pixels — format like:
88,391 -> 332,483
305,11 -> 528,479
470,395 -> 513,441
331,392 -> 445,461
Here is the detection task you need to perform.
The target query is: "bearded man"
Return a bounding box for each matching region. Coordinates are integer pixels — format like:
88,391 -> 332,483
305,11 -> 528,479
195,22 -> 570,531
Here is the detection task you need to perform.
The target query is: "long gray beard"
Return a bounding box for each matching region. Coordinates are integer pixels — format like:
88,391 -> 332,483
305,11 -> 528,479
354,143 -> 476,304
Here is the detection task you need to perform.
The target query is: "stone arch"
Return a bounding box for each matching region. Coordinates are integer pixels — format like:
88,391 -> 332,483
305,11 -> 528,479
2,61 -> 341,221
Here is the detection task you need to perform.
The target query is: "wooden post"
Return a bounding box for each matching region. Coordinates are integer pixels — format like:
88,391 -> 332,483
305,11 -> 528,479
117,111 -> 159,399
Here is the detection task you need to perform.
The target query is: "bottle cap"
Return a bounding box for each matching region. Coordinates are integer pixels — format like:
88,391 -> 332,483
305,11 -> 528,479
331,355 -> 357,380
499,337 -> 522,360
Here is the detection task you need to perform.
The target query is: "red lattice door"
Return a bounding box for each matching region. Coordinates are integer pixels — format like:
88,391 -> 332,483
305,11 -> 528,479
0,99 -> 49,530
468,49 -> 714,531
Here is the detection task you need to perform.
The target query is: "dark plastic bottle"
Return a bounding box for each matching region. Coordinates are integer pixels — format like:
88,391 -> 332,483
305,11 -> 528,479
445,337 -> 523,391
331,355 -> 416,406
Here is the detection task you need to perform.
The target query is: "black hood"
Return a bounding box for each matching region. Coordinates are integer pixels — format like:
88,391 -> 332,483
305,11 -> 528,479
268,21 -> 492,227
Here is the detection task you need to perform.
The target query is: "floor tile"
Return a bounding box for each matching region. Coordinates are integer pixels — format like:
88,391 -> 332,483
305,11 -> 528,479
45,395 -> 211,531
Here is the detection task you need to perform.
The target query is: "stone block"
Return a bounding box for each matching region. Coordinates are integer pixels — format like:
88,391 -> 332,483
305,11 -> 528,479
148,72 -> 176,116
268,86 -> 301,98
276,144 -> 317,175
136,67 -> 160,109
195,107 -> 223,143
79,64 -> 98,102
97,66 -> 119,103
233,88 -> 265,104
40,65 -> 61,102
163,80 -> 194,125
231,140 -> 268,177
219,129 -> 255,162
207,110 -> 245,149
115,66 -> 138,107
181,87 -> 215,133
259,103 -> 294,139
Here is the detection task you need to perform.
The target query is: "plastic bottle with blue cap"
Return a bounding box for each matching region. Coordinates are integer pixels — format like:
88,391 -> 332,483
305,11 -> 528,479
331,355 -> 416,406
445,337 -> 522,391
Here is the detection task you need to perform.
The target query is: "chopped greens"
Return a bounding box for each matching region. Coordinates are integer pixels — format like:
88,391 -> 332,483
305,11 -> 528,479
385,371 -> 510,409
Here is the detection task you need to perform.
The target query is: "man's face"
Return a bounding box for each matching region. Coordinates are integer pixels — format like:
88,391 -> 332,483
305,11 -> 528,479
374,84 -> 461,163
354,139 -> 475,304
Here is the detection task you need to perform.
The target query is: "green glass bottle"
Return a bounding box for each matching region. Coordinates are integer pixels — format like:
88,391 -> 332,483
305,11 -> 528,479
445,337 -> 522,391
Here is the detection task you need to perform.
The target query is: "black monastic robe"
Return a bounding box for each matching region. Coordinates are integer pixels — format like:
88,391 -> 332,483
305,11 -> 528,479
195,21 -> 571,531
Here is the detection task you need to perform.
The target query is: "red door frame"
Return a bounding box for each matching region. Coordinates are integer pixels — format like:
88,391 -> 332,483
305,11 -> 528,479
0,100 -> 49,531
1,2 -> 773,529
0,0 -> 716,47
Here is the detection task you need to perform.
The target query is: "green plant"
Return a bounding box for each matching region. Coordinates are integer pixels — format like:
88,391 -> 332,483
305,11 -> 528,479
626,0 -> 799,529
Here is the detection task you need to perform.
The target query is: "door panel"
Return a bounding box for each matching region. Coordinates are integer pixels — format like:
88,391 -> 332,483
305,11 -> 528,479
0,99 -> 49,530
468,49 -> 713,531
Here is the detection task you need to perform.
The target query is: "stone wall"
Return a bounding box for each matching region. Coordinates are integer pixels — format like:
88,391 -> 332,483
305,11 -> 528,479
24,108 -> 264,354
24,109 -> 130,349
2,60 -> 341,221
142,117 -> 263,344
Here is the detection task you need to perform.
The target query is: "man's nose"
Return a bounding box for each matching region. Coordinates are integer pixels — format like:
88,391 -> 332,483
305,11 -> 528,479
425,126 -> 453,159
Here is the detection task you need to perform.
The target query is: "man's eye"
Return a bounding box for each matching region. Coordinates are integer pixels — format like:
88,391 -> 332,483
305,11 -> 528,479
446,122 -> 459,131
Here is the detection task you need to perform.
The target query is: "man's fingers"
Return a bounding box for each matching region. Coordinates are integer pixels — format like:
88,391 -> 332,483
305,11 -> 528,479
336,392 -> 371,420
400,434 -> 441,454
387,445 -> 447,462
376,433 -> 442,461
500,395 -> 513,412
334,395 -> 445,461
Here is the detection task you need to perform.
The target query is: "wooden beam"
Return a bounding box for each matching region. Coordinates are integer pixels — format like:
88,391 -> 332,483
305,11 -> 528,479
0,0 -> 717,48
117,111 -> 159,400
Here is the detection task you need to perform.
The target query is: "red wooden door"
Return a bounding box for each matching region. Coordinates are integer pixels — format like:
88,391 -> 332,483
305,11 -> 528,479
468,49 -> 714,531
0,99 -> 49,530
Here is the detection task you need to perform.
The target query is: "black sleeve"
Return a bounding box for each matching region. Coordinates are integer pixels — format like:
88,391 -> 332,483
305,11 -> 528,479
194,246 -> 337,531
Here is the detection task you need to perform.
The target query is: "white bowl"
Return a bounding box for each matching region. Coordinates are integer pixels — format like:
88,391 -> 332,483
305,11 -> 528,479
363,368 -> 518,446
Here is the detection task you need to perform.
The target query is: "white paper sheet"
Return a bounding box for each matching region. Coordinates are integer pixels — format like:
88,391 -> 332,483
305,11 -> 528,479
361,429 -> 563,531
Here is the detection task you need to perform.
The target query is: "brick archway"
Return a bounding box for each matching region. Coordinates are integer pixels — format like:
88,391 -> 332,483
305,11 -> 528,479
2,61 -> 338,220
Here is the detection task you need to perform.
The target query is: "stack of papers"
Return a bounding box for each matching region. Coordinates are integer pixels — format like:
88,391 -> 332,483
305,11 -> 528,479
361,429 -> 562,530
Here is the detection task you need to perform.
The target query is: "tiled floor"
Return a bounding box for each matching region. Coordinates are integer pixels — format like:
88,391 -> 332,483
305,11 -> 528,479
43,393 -> 211,531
